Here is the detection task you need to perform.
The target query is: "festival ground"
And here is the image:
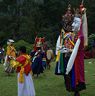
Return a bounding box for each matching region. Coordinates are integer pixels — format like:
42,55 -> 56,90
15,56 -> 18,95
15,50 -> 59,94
0,59 -> 95,96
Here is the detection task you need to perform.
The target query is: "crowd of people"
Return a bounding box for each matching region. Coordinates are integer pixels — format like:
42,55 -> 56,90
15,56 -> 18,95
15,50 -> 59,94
0,36 -> 54,96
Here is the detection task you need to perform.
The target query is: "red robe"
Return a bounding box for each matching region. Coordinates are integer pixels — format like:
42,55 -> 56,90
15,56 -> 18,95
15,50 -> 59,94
74,23 -> 85,88
16,55 -> 31,75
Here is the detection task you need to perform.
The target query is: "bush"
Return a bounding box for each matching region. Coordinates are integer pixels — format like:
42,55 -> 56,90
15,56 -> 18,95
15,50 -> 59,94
14,40 -> 33,54
88,34 -> 95,49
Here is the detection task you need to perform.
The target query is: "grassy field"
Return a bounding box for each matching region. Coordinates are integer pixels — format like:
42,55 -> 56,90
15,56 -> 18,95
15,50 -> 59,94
0,59 -> 95,96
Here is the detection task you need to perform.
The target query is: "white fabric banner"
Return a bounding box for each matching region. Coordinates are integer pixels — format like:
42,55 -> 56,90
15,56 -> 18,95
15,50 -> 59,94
82,11 -> 88,46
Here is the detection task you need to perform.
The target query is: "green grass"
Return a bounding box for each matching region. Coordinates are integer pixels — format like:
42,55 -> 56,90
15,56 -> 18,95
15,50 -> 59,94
0,59 -> 95,96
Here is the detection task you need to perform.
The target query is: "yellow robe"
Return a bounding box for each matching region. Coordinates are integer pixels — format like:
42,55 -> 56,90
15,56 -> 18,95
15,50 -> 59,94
6,45 -> 16,57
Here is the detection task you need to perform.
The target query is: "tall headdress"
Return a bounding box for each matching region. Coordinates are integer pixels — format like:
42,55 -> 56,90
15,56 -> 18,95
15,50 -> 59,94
34,37 -> 45,50
62,4 -> 74,32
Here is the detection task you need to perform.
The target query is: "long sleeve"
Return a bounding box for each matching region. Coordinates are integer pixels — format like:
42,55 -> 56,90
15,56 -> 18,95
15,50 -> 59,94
66,38 -> 81,75
56,36 -> 61,55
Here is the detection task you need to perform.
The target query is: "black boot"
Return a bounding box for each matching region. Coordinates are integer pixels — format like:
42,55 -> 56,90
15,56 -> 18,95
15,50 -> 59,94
74,91 -> 80,96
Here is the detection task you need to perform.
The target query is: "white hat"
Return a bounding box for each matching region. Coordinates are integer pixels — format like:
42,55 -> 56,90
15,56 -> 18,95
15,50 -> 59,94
8,39 -> 14,43
7,39 -> 14,45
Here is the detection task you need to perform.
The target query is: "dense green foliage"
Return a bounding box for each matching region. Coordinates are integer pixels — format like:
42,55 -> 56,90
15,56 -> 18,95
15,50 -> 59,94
87,34 -> 95,50
0,0 -> 95,45
14,39 -> 33,53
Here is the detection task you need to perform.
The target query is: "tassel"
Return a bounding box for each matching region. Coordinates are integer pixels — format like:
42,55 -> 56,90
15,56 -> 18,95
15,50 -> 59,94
56,51 -> 60,62
19,67 -> 24,83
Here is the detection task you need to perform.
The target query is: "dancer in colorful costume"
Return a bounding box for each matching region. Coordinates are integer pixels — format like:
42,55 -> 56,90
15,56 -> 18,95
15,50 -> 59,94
55,5 -> 74,75
4,39 -> 16,74
30,37 -> 46,77
55,3 -> 87,96
12,46 -> 35,96
46,47 -> 54,69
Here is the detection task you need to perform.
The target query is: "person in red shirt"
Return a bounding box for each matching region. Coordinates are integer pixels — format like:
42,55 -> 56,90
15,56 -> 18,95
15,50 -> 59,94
14,46 -> 35,96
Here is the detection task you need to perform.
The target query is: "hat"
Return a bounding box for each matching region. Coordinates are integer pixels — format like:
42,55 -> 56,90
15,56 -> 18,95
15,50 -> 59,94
7,39 -> 14,45
8,39 -> 14,43
80,4 -> 85,12
68,4 -> 71,11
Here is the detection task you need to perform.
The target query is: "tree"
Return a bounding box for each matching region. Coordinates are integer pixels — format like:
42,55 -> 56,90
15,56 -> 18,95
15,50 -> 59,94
0,0 -> 95,46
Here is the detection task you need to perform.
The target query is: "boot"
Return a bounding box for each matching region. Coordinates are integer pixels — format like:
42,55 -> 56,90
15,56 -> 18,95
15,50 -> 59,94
74,91 -> 80,96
